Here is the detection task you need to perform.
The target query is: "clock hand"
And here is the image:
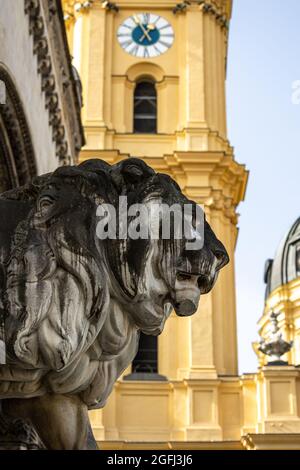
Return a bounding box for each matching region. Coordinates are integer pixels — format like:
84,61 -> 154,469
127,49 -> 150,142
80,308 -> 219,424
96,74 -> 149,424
133,14 -> 152,42
138,24 -> 156,43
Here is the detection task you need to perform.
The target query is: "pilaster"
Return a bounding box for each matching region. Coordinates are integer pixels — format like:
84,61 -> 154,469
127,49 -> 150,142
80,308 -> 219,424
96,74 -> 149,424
185,380 -> 222,441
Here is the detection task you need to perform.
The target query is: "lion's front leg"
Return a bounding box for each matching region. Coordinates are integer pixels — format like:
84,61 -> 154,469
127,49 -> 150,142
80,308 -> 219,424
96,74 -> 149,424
3,394 -> 95,450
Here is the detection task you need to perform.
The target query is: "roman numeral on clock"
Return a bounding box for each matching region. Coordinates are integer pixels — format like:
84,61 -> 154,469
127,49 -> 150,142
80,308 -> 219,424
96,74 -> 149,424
159,40 -> 172,48
131,44 -> 140,56
122,40 -> 133,49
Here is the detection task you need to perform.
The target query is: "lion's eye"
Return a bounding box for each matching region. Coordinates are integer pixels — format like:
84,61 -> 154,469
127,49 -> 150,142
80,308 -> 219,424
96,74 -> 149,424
176,273 -> 192,282
38,196 -> 55,212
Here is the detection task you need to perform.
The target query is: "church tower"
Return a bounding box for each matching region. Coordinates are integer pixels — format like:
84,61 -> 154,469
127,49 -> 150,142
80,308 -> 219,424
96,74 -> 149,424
62,0 -> 248,444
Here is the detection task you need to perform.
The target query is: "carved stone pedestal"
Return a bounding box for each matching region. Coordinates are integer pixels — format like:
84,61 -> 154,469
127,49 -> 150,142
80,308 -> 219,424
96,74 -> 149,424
0,412 -> 45,450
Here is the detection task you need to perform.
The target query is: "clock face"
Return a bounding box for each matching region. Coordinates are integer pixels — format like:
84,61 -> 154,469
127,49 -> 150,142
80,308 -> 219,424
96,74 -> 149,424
117,13 -> 174,58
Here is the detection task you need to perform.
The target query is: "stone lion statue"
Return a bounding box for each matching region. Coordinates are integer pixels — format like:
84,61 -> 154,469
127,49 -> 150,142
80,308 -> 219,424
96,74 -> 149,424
0,158 -> 228,449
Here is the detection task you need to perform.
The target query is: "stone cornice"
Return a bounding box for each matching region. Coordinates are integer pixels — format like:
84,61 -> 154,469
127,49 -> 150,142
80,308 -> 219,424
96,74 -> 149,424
197,1 -> 230,29
24,0 -> 85,164
62,0 -> 232,23
242,433 -> 300,451
164,151 -> 248,221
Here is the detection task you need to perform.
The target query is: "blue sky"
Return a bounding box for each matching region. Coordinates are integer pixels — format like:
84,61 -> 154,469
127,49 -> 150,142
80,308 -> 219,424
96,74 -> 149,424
226,0 -> 300,372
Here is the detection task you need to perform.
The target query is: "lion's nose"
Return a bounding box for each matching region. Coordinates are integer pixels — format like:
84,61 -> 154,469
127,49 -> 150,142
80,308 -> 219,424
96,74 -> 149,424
174,273 -> 201,316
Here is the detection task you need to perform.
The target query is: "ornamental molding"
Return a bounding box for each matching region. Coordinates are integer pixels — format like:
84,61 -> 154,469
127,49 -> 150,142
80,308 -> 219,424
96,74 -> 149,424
166,150 -> 247,194
197,1 -> 230,29
206,190 -> 236,222
165,152 -> 247,223
172,1 -> 230,29
242,433 -> 300,451
24,0 -> 84,164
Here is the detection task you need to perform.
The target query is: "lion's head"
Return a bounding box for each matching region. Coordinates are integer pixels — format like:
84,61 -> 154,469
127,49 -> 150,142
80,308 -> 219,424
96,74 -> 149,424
87,158 -> 229,336
0,158 -> 228,401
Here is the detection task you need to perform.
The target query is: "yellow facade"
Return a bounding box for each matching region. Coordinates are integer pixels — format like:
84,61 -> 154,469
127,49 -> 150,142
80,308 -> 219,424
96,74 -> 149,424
62,0 -> 300,450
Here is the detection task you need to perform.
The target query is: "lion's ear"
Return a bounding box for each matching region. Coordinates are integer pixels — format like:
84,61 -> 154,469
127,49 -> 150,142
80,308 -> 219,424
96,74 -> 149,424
111,159 -> 155,194
37,194 -> 55,215
32,187 -> 58,228
122,164 -> 144,184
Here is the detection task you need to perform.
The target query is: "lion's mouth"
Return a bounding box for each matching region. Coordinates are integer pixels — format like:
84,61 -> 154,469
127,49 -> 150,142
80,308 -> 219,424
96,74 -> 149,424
197,272 -> 218,294
135,299 -> 173,336
172,270 -> 218,317
173,299 -> 197,317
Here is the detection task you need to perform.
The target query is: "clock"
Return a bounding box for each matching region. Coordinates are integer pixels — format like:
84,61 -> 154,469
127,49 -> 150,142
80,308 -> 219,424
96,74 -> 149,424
117,13 -> 174,58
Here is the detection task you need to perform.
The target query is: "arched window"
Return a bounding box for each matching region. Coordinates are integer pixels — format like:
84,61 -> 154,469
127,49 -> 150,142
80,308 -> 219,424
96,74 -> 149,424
0,67 -> 36,192
132,333 -> 158,374
134,81 -> 157,134
296,247 -> 300,275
